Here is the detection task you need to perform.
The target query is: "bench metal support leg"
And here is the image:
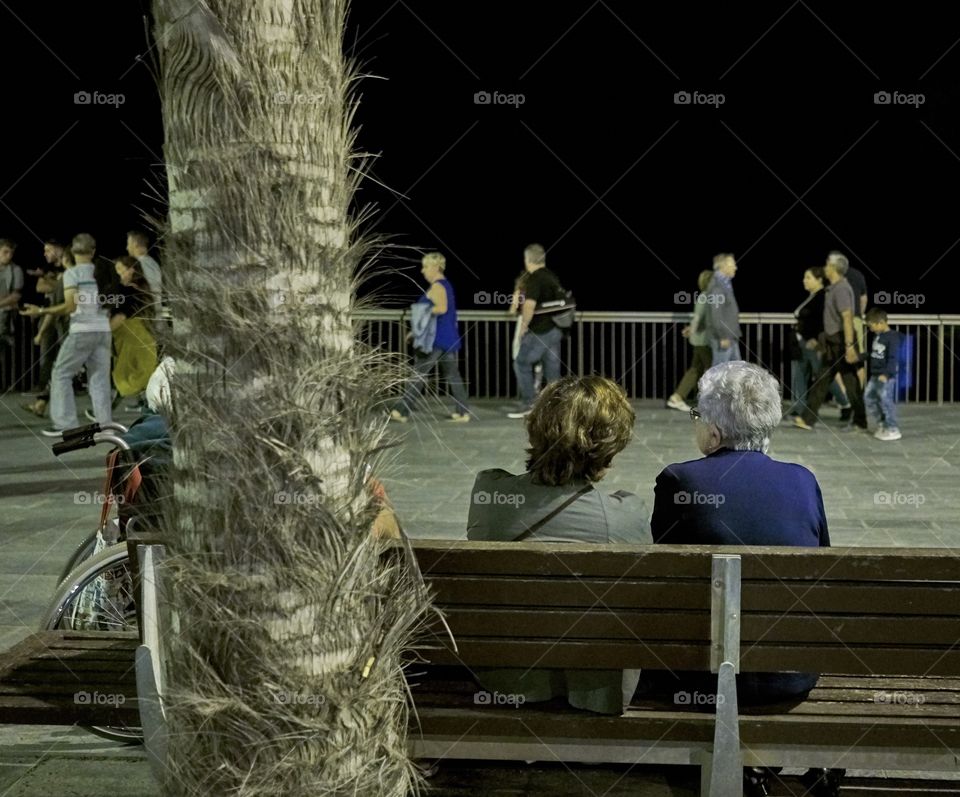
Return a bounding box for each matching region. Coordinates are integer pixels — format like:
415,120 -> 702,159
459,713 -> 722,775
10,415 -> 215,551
135,544 -> 168,784
706,554 -> 742,797
709,661 -> 742,796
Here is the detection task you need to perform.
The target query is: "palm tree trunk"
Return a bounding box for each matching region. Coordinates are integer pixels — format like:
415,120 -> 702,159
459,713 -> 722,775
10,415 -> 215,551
152,1 -> 427,794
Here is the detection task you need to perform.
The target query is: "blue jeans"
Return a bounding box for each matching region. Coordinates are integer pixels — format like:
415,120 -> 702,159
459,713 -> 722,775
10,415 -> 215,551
864,376 -> 898,430
397,347 -> 469,415
50,331 -> 112,430
710,339 -> 741,366
514,327 -> 563,407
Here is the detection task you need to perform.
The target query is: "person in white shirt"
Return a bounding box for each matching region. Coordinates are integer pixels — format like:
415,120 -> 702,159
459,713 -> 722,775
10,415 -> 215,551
21,233 -> 113,434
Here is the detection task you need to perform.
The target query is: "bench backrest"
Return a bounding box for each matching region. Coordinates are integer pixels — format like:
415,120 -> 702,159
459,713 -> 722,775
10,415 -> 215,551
412,541 -> 960,677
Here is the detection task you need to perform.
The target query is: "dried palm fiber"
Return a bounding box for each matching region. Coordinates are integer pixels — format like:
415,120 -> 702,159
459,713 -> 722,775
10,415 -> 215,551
151,1 -> 435,794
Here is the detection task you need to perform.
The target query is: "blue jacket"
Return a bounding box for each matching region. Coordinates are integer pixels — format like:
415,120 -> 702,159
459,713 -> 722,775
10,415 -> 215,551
651,448 -> 829,547
869,330 -> 900,379
650,447 -> 828,703
409,299 -> 436,355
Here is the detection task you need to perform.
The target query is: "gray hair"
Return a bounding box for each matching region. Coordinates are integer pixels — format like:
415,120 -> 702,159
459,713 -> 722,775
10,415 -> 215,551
524,243 -> 546,266
713,252 -> 734,270
696,361 -> 783,453
826,251 -> 849,275
71,232 -> 96,256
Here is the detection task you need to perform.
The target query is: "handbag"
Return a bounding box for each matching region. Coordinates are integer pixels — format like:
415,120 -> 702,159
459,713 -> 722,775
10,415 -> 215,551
535,288 -> 577,330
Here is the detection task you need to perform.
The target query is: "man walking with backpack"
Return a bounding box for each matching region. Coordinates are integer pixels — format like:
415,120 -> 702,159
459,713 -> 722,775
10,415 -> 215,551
507,243 -> 567,418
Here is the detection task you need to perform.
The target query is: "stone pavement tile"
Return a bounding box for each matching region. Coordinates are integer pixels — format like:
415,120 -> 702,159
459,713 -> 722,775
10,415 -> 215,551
0,625 -> 31,650
0,574 -> 59,629
0,756 -> 158,797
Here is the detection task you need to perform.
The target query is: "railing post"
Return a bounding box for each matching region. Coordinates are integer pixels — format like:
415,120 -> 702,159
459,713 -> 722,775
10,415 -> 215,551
938,319 -> 945,406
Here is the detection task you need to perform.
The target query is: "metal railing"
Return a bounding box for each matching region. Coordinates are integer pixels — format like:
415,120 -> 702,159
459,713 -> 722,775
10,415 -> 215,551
6,309 -> 957,404
358,309 -> 960,404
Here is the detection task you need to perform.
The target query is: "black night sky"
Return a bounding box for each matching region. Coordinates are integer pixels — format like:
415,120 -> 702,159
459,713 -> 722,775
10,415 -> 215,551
2,2 -> 958,313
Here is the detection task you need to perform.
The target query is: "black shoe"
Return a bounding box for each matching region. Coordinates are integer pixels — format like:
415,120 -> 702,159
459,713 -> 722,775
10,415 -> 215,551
839,407 -> 852,421
800,767 -> 845,797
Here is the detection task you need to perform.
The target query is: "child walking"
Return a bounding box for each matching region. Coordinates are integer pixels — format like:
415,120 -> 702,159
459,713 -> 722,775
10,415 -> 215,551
864,307 -> 901,441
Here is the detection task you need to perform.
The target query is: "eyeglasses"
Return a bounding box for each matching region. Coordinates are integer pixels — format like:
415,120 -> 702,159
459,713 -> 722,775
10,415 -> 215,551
689,407 -> 702,422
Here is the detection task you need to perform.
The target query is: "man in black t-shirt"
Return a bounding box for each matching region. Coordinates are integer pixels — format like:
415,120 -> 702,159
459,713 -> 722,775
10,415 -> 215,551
507,243 -> 565,418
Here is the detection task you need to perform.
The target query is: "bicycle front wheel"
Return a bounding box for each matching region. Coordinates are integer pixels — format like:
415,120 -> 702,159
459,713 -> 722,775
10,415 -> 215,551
41,543 -> 142,744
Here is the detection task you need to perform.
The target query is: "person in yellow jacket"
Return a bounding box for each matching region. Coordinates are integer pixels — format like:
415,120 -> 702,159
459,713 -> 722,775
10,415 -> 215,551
110,255 -> 158,399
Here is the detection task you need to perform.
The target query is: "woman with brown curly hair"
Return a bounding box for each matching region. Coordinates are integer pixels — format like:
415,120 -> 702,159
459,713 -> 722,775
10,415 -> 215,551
468,375 -> 650,544
466,375 -> 650,713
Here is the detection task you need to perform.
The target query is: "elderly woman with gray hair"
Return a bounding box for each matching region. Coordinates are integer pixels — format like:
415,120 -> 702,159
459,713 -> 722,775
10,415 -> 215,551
652,360 -> 828,548
648,360 -> 838,795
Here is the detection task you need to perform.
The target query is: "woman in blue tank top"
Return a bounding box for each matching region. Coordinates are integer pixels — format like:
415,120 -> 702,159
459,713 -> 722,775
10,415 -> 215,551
390,252 -> 471,422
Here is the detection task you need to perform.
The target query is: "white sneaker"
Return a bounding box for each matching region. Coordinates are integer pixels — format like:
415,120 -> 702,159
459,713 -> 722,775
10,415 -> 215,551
877,428 -> 902,441
506,407 -> 532,419
389,409 -> 409,423
666,395 -> 691,412
448,413 -> 471,423
873,425 -> 886,439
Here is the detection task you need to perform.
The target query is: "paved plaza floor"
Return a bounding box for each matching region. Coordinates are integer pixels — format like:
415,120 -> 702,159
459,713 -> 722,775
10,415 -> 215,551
1,394 -> 959,795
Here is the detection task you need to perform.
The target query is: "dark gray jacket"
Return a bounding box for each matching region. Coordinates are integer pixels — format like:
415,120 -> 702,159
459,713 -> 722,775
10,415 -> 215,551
703,272 -> 741,342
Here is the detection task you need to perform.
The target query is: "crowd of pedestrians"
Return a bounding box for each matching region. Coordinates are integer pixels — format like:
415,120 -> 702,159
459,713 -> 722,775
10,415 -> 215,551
3,231 -> 162,435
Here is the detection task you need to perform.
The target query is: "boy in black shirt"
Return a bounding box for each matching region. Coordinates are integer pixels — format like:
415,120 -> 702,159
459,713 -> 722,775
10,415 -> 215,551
864,308 -> 901,441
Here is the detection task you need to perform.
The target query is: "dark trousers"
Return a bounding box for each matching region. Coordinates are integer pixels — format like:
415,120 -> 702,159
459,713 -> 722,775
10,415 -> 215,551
674,345 -> 712,400
37,327 -> 63,401
800,335 -> 866,428
397,347 -> 469,415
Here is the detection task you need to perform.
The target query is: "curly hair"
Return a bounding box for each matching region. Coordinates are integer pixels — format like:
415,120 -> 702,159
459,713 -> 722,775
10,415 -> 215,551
525,376 -> 635,486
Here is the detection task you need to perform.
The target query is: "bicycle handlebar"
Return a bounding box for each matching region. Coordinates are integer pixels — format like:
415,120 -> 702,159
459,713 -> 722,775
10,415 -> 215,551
52,431 -> 132,456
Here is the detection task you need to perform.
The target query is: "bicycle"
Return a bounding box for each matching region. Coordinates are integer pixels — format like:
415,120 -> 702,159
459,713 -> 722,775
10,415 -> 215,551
41,420 -> 166,744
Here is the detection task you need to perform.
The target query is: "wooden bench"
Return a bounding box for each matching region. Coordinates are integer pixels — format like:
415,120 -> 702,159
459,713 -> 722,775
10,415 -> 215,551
407,540 -> 960,796
0,631 -> 140,727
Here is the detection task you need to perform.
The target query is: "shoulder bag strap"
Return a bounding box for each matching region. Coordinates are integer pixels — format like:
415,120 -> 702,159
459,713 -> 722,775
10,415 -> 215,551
512,483 -> 593,542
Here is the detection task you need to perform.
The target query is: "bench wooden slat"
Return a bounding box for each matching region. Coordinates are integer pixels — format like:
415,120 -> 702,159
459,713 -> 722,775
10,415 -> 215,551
432,608 -> 960,647
0,630 -> 139,726
430,576 -> 960,617
0,695 -> 139,726
413,705 -> 960,748
412,542 -> 960,582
